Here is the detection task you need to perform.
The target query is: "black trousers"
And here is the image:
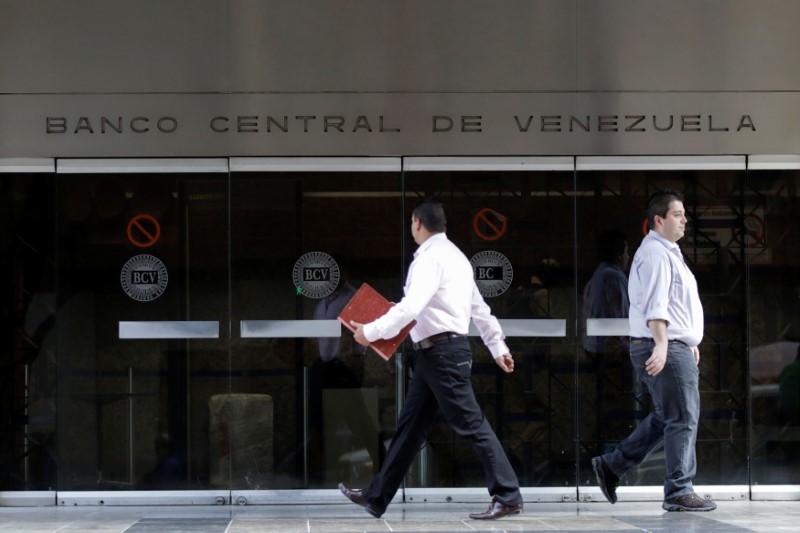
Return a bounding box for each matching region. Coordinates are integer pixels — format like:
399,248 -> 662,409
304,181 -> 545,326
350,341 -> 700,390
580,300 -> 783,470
362,336 -> 522,512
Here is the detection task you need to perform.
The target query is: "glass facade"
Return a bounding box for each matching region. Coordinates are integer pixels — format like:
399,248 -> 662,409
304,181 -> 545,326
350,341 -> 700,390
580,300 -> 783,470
747,167 -> 800,487
1,156 -> 799,499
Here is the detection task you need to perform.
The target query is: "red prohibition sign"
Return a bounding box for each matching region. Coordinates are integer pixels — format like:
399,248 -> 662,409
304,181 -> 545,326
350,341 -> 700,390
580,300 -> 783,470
473,208 -> 508,241
127,214 -> 161,248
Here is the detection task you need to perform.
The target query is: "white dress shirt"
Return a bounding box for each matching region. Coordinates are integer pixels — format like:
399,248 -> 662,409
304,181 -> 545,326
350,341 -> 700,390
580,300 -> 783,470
363,233 -> 510,359
628,230 -> 704,347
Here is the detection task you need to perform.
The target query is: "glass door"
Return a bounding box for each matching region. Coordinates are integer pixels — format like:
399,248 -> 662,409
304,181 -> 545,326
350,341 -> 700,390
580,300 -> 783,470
55,159 -> 230,499
1,159 -> 57,496
747,155 -> 800,496
229,158 -> 402,499
5,154 -> 792,503
403,157 -> 576,498
575,156 -> 749,500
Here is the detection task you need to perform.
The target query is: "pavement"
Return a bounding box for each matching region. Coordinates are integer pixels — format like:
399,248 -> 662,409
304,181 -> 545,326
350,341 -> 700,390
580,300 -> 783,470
0,500 -> 798,532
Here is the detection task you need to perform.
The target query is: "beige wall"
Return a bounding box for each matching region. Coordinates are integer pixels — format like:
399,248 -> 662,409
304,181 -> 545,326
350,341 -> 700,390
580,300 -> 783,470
2,0 -> 800,156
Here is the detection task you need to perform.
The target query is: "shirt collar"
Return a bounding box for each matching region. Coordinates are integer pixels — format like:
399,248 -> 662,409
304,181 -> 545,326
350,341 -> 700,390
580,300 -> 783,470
414,232 -> 447,258
647,229 -> 681,255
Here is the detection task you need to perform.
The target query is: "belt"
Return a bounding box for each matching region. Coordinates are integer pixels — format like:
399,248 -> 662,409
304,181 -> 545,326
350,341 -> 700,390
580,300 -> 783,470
412,332 -> 464,351
631,337 -> 688,346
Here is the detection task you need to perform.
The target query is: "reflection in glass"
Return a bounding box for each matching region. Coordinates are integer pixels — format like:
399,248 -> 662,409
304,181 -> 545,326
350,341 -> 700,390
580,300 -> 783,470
749,169 -> 800,484
307,271 -> 385,487
580,228 -> 631,459
56,173 -> 229,490
403,171 -> 575,488
0,174 -> 57,490
577,170 -> 748,490
1,163 -> 798,495
230,173 -> 400,489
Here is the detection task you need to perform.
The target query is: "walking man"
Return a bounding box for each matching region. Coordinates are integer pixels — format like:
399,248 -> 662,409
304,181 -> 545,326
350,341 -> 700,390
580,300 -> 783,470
340,197 -> 524,520
592,189 -> 717,512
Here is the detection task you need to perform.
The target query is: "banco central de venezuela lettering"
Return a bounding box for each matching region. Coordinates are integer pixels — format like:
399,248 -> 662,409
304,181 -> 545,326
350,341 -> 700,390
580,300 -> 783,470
45,113 -> 756,135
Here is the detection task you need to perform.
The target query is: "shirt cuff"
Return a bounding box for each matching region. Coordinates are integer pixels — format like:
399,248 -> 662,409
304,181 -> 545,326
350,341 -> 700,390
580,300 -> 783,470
487,340 -> 511,360
645,317 -> 670,328
362,322 -> 379,343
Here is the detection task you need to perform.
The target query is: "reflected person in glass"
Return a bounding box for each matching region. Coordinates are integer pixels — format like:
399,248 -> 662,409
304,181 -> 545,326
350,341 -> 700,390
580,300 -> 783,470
307,265 -> 385,487
581,229 -> 630,456
581,229 -> 630,356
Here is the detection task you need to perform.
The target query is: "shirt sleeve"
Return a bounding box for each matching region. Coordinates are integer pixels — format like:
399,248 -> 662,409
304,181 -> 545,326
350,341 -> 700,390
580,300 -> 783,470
362,253 -> 441,342
636,251 -> 671,326
469,281 -> 510,359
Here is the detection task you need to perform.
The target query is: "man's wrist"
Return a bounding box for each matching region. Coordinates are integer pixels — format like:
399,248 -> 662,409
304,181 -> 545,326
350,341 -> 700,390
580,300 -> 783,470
362,323 -> 377,343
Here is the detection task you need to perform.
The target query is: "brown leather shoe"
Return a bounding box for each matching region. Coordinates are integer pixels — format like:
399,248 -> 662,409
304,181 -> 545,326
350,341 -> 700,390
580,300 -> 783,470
468,500 -> 523,520
338,482 -> 383,518
592,456 -> 619,504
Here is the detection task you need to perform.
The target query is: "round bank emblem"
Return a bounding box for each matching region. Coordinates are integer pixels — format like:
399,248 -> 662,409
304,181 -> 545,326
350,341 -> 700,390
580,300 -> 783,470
120,254 -> 169,302
292,252 -> 340,299
470,251 -> 513,298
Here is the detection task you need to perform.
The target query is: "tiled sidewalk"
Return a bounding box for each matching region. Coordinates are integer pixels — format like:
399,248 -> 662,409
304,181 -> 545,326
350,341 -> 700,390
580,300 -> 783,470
0,500 -> 797,532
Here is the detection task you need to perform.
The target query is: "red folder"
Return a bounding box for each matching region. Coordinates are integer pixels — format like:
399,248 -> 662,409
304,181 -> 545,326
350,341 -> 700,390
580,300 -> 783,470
338,283 -> 416,361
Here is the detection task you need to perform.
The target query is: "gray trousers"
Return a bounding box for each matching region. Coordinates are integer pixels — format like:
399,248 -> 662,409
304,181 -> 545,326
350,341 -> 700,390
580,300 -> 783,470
603,338 -> 700,499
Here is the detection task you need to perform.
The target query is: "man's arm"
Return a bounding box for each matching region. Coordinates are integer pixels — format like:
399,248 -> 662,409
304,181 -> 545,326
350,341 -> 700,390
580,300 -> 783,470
645,319 -> 668,376
361,255 -> 440,342
469,281 -> 515,373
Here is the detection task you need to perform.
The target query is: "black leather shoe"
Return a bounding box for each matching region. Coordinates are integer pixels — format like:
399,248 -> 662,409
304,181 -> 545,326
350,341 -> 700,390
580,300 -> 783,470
338,482 -> 383,518
663,492 -> 717,512
591,456 -> 619,504
468,500 -> 523,520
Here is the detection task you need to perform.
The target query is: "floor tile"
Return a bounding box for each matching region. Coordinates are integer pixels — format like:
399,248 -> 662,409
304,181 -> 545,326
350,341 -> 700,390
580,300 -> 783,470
3,500 -> 800,533
124,517 -> 231,532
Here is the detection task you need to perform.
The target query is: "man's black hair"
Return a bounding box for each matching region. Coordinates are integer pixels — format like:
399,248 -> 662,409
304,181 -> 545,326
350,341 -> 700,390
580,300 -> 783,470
646,189 -> 684,230
412,197 -> 447,233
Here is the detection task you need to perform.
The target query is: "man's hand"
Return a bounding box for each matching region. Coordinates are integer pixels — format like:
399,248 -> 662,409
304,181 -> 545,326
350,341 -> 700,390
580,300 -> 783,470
495,353 -> 515,373
645,343 -> 668,376
692,346 -> 700,364
350,321 -> 370,347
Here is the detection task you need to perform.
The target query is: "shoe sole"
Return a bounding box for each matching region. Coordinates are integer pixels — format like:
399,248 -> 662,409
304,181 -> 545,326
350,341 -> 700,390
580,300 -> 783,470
591,457 -> 617,504
663,503 -> 717,512
468,509 -> 523,520
364,506 -> 382,518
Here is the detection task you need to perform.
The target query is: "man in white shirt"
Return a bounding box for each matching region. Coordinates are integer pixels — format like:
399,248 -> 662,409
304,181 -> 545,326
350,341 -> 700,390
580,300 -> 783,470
591,189 -> 716,512
339,197 -> 523,520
